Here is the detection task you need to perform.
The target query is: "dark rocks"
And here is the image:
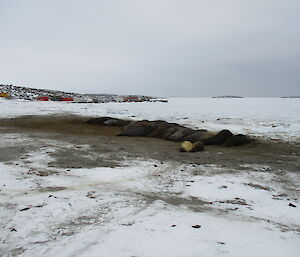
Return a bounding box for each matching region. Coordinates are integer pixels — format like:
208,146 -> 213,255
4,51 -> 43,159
20,207 -> 30,211
202,129 -> 233,145
289,203 -> 297,207
191,225 -> 201,228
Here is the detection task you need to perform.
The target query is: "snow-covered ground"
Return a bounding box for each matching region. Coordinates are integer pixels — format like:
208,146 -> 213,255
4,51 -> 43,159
1,97 -> 299,141
0,98 -> 300,257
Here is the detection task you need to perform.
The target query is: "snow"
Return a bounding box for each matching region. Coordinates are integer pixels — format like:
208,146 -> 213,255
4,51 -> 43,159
47,201 -> 300,257
0,97 -> 299,141
1,147 -> 299,256
1,98 -> 300,256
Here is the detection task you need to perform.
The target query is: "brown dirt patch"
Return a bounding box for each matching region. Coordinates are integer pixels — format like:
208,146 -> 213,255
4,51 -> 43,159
0,115 -> 299,173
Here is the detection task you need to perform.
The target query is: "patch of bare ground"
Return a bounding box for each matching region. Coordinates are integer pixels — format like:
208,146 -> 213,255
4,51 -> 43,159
0,115 -> 299,173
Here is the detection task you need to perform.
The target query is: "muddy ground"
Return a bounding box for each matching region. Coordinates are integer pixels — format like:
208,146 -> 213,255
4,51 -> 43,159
1,115 -> 300,256
0,115 -> 299,173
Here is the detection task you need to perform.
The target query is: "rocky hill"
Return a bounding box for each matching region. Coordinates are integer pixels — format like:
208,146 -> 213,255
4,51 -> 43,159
0,84 -> 85,101
0,84 -> 154,103
212,95 -> 244,98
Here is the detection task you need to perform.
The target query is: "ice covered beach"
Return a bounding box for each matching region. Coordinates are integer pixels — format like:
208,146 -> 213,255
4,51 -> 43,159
0,97 -> 300,257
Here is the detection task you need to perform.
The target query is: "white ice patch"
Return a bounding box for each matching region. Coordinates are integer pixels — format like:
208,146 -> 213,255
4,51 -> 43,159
181,165 -> 300,227
40,201 -> 300,257
1,156 -> 300,257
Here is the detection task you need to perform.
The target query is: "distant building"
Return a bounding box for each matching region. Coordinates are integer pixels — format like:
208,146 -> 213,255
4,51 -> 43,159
37,96 -> 49,101
60,97 -> 74,102
124,96 -> 140,102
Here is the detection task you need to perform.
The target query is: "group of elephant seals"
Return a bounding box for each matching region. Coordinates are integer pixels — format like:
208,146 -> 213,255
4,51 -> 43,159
86,117 -> 252,152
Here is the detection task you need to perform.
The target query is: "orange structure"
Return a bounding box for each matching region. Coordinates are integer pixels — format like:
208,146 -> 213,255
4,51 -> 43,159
124,96 -> 139,102
0,92 -> 9,98
37,96 -> 49,101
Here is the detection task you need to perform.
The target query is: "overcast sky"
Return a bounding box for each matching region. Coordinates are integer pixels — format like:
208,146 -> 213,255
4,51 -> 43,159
1,0 -> 299,97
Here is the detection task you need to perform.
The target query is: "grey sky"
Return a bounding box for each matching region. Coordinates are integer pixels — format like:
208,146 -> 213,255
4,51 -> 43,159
1,0 -> 299,96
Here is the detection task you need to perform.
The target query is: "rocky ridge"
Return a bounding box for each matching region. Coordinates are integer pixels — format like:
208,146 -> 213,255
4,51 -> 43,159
0,84 -> 154,102
0,84 -> 83,101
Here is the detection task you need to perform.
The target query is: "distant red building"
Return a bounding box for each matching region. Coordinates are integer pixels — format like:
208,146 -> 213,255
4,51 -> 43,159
124,96 -> 139,102
37,96 -> 49,101
60,97 -> 74,101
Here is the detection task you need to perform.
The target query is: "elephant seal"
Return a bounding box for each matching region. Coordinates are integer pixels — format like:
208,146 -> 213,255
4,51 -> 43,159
202,129 -> 233,145
118,126 -> 153,137
87,117 -> 112,125
169,127 -> 195,142
103,119 -> 131,127
184,130 -> 209,143
224,134 -> 251,146
191,141 -> 205,152
180,141 -> 205,152
87,117 -> 131,127
161,126 -> 181,139
180,141 -> 194,152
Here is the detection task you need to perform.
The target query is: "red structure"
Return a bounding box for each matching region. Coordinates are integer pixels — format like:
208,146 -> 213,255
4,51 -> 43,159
60,97 -> 74,101
124,96 -> 139,102
37,96 -> 49,101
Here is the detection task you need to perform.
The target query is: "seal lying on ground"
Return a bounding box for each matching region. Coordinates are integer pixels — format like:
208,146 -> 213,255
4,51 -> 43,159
223,134 -> 251,146
87,117 -> 131,127
180,141 -> 205,152
201,130 -> 233,145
